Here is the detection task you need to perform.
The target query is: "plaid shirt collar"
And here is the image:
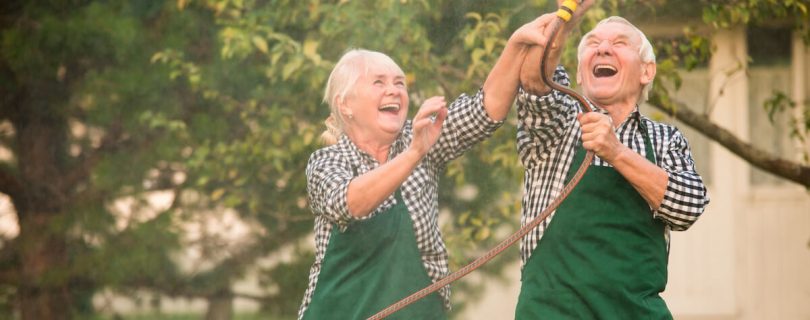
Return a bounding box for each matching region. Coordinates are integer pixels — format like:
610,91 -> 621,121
337,129 -> 408,165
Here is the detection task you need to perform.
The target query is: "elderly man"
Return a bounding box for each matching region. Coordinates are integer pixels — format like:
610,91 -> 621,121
514,6 -> 710,319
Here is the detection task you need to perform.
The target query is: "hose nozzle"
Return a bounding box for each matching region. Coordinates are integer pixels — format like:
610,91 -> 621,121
556,0 -> 579,21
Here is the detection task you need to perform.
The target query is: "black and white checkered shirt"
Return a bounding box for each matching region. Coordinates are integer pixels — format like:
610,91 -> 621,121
516,66 -> 710,266
299,90 -> 503,319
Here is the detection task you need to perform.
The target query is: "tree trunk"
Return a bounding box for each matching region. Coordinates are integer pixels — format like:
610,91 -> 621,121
649,91 -> 810,188
205,290 -> 233,320
17,213 -> 71,320
14,110 -> 73,319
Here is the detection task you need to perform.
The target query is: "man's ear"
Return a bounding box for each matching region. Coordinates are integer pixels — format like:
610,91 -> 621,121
576,67 -> 583,86
641,62 -> 656,85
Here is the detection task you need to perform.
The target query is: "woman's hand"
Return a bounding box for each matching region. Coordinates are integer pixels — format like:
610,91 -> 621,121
518,0 -> 595,95
509,13 -> 556,49
510,0 -> 596,49
409,96 -> 447,157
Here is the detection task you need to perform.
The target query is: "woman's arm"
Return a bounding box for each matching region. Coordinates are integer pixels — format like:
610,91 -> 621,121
345,97 -> 447,218
516,68 -> 579,168
482,13 -> 558,121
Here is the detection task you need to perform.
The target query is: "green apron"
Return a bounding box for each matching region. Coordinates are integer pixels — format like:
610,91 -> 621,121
302,190 -> 446,320
516,121 -> 671,319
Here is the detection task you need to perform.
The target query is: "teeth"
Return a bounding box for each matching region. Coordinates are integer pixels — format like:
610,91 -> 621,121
379,104 -> 399,111
593,64 -> 618,77
595,64 -> 617,72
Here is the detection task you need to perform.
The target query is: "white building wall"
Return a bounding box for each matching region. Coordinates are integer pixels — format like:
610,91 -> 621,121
664,26 -> 749,317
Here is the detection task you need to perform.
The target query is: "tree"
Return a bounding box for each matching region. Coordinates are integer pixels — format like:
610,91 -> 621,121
0,0 -> 316,318
0,0 -> 807,320
642,0 -> 810,187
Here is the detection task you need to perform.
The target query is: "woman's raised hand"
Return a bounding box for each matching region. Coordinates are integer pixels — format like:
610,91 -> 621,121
409,96 -> 447,156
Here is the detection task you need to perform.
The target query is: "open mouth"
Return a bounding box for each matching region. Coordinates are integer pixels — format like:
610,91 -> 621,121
593,64 -> 618,78
379,104 -> 400,114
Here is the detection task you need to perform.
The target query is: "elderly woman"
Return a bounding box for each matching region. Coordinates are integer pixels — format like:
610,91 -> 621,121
298,17 -> 555,320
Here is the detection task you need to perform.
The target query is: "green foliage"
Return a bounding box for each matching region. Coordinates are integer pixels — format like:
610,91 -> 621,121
764,90 -> 809,147
260,250 -> 313,317
764,90 -> 796,123
702,0 -> 810,43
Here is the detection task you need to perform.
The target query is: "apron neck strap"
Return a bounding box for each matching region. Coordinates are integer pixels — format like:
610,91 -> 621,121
394,189 -> 405,203
635,112 -> 656,165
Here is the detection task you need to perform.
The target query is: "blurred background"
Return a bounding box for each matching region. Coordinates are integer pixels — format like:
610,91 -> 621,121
0,0 -> 808,319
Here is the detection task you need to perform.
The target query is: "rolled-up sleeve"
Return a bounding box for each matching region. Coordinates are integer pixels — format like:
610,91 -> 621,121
306,149 -> 353,228
516,67 -> 578,168
654,128 -> 710,231
429,90 -> 504,165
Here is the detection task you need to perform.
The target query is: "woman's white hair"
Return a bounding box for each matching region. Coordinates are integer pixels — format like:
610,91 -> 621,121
577,16 -> 656,102
320,49 -> 404,145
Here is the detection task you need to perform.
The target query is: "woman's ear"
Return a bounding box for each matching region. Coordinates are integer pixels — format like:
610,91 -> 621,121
337,95 -> 353,119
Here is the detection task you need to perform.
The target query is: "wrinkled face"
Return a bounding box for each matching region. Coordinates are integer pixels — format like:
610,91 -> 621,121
341,63 -> 409,141
577,22 -> 654,106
